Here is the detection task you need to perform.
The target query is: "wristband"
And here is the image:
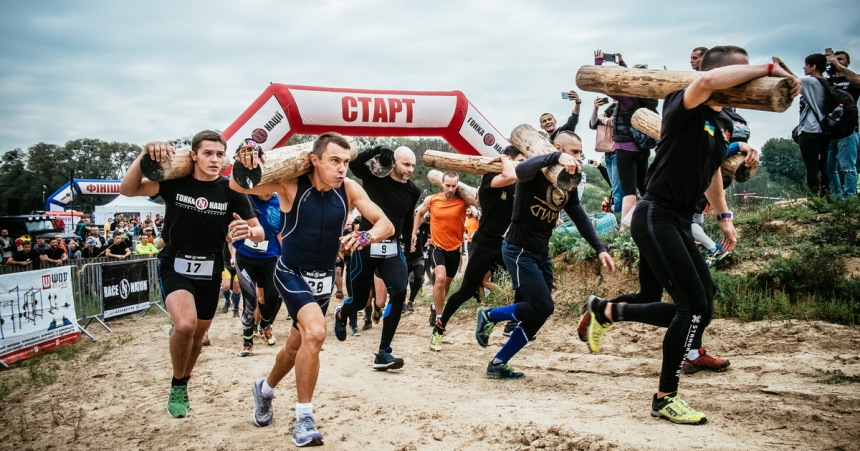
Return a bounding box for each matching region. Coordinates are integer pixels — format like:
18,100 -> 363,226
767,63 -> 774,76
716,211 -> 733,221
352,231 -> 372,247
575,100 -> 582,105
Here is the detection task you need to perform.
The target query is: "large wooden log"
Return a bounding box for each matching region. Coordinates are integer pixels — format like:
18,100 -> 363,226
231,138 -> 360,189
140,147 -> 230,182
508,124 -> 582,191
422,150 -> 519,175
426,170 -> 479,208
575,65 -> 794,113
630,109 -> 758,183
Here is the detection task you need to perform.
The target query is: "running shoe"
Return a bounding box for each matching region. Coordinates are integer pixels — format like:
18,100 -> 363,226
584,295 -> 611,353
202,334 -> 210,346
362,320 -> 373,331
428,306 -> 436,327
240,341 -> 253,357
651,392 -> 707,425
221,300 -> 230,314
371,303 -> 382,324
351,327 -> 360,337
682,348 -> 731,374
429,331 -> 443,352
261,325 -> 276,346
475,308 -> 494,348
292,414 -> 324,447
576,309 -> 591,343
418,287 -> 425,297
373,347 -> 404,371
706,244 -> 728,268
251,378 -> 274,427
486,360 -> 525,380
233,309 -> 239,318
502,321 -> 518,337
167,385 -> 189,418
405,301 -> 414,313
333,306 -> 347,342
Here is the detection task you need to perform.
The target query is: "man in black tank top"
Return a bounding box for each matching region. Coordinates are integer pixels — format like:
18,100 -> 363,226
333,145 -> 420,371
120,131 -> 264,420
429,145 -> 526,351
582,47 -> 800,425
231,133 -> 394,446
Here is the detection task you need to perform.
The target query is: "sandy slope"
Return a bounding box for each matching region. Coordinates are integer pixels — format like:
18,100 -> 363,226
1,292 -> 859,451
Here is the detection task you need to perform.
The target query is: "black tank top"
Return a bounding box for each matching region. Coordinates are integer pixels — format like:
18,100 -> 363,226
280,174 -> 348,270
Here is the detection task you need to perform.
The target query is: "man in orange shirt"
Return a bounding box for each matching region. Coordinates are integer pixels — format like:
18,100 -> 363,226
412,171 -> 466,327
464,207 -> 479,255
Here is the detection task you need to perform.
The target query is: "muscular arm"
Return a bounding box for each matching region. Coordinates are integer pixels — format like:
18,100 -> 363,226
345,179 -> 394,243
704,168 -> 738,252
827,56 -> 860,87
515,153 -> 561,183
348,147 -> 377,180
412,196 -> 431,238
489,156 -> 518,188
120,151 -> 160,197
684,63 -> 799,110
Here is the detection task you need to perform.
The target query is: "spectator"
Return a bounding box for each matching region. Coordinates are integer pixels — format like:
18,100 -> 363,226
105,231 -> 131,259
40,238 -> 68,266
785,53 -> 831,195
690,46 -> 708,71
34,235 -> 50,254
135,227 -> 159,257
81,237 -> 102,259
9,241 -> 41,270
52,233 -> 68,254
89,226 -> 107,247
825,50 -> 860,198
0,229 -> 14,264
75,218 -> 90,239
539,90 -> 582,141
595,49 -> 659,222
154,213 -> 163,230
109,212 -> 123,232
67,240 -> 81,259
589,97 -> 622,211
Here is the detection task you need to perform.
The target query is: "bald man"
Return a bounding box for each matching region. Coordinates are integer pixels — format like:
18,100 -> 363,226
334,145 -> 421,370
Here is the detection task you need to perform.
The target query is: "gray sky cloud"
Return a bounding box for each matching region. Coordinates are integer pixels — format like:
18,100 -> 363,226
1,0 -> 859,163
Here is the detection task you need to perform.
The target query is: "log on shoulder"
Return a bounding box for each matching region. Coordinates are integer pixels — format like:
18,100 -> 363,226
230,138 -> 360,189
426,170 -> 479,208
508,124 -> 582,191
422,150 -> 517,175
140,147 -> 231,182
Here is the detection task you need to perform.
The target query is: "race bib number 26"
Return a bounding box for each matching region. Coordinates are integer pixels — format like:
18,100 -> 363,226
174,253 -> 215,280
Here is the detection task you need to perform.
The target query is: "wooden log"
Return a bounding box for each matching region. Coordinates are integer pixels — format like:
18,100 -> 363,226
575,65 -> 794,113
231,138 -> 360,189
426,170 -> 479,208
422,150 -> 519,175
140,147 -> 231,182
508,124 -> 582,191
630,109 -> 758,182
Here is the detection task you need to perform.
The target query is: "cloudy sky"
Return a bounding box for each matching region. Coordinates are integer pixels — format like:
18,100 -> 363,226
1,0 -> 858,163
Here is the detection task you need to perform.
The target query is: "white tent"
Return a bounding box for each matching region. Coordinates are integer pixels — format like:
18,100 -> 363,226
94,195 -> 165,226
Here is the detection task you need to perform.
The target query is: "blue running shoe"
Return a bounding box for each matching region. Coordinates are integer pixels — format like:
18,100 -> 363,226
373,347 -> 404,371
292,414 -> 324,447
333,305 -> 347,342
475,308 -> 495,348
251,378 -> 274,427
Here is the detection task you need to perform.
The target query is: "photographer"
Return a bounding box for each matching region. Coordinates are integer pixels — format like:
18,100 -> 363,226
539,90 -> 582,141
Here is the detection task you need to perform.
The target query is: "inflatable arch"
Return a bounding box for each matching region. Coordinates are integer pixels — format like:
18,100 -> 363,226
46,179 -> 122,211
221,84 -> 511,161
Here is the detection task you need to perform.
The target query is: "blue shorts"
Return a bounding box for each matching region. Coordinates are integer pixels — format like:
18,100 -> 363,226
273,259 -> 333,329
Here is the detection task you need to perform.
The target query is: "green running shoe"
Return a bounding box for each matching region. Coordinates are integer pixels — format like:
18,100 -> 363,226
167,385 -> 189,418
584,295 -> 612,353
486,360 -> 525,380
429,330 -> 443,352
651,392 -> 708,425
475,308 -> 495,348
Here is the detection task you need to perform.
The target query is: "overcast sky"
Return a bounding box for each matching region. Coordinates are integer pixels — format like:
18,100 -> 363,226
1,0 -> 858,163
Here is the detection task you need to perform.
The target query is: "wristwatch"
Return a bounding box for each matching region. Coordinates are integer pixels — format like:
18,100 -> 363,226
716,211 -> 733,221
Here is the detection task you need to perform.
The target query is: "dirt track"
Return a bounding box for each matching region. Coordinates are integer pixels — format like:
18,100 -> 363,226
1,290 -> 859,451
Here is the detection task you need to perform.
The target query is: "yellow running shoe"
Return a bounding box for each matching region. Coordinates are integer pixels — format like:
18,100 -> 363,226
584,296 -> 611,353
429,331 -> 443,352
651,393 -> 708,425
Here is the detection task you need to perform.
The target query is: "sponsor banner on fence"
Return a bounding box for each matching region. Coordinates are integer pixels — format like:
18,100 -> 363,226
0,266 -> 80,365
102,260 -> 150,319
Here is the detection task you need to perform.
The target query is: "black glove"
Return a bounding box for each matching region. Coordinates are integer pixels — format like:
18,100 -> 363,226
375,146 -> 394,168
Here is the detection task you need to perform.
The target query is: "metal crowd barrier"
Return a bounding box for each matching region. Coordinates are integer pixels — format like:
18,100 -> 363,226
1,255 -> 168,340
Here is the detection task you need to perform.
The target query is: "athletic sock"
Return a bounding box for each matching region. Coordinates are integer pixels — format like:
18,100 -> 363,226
222,290 -> 230,303
435,314 -> 442,323
487,304 -> 517,323
687,349 -> 700,360
610,302 -> 624,323
593,299 -> 610,325
296,402 -> 313,418
171,376 -> 188,387
492,358 -> 505,365
261,379 -> 275,397
232,293 -> 241,309
494,324 -> 528,362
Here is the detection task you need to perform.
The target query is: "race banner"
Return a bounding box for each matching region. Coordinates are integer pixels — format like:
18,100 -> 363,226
101,260 -> 150,319
0,266 -> 80,365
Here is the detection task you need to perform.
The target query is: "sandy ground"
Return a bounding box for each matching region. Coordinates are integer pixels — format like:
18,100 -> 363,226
1,288 -> 859,451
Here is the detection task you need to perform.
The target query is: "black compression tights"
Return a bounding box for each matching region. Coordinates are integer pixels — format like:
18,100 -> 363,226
440,240 -> 504,327
408,262 -> 424,303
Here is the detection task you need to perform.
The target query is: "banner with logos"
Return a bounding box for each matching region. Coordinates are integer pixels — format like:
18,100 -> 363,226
0,266 -> 80,365
101,260 -> 150,319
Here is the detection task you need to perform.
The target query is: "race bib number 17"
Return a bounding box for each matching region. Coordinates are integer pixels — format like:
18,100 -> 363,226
174,253 -> 215,280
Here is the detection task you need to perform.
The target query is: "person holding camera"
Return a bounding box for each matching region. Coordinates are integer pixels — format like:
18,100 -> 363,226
825,50 -> 860,198
539,90 -> 582,141
589,96 -> 621,211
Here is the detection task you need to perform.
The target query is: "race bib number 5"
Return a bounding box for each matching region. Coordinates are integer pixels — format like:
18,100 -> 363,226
370,239 -> 398,258
174,253 -> 215,280
244,239 -> 269,252
301,269 -> 333,298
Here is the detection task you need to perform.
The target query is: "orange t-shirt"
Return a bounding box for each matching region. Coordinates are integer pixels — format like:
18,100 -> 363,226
429,194 -> 467,251
464,216 -> 479,242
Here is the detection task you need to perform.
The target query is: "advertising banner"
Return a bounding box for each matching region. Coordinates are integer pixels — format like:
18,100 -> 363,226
102,260 -> 150,319
0,267 -> 80,365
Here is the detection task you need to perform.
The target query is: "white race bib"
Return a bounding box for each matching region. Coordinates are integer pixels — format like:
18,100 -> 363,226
370,239 -> 398,258
173,253 -> 215,280
243,239 -> 269,252
301,269 -> 333,298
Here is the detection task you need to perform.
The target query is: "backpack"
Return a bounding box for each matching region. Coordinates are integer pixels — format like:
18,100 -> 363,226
816,78 -> 858,138
631,98 -> 659,150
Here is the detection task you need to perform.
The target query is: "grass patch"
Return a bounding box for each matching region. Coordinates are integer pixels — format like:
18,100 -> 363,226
815,368 -> 860,384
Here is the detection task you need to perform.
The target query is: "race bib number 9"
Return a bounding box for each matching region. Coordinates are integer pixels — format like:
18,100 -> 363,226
301,269 -> 333,298
370,239 -> 398,258
244,239 -> 269,252
174,253 -> 215,280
